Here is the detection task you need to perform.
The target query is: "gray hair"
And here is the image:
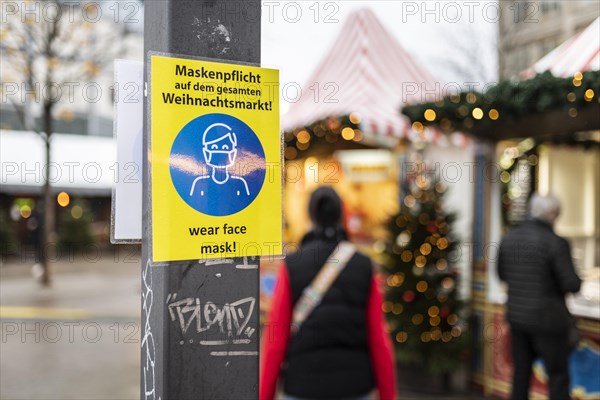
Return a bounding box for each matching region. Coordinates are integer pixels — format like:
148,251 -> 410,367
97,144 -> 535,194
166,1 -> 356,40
529,193 -> 561,223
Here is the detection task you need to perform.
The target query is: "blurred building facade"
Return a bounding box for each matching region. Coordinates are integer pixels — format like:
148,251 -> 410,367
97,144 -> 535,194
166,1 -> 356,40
0,3 -> 143,254
499,0 -> 599,78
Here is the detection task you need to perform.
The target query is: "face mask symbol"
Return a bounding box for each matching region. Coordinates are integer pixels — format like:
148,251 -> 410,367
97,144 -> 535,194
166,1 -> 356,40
201,123 -> 238,169
203,148 -> 237,168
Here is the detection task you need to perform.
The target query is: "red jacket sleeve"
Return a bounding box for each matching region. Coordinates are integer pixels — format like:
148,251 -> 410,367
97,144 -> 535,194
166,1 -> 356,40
367,275 -> 397,400
260,264 -> 292,400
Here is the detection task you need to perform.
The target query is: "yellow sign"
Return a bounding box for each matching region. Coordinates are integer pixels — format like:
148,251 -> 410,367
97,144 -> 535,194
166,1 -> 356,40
150,55 -> 281,262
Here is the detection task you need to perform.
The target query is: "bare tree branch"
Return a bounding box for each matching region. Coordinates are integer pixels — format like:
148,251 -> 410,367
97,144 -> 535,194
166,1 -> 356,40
1,0 -> 133,285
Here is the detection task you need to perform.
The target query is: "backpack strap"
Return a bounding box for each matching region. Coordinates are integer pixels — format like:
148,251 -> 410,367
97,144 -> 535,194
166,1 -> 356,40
291,241 -> 356,335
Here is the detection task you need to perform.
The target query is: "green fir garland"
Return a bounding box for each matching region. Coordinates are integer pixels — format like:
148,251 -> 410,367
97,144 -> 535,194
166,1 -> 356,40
401,70 -> 600,142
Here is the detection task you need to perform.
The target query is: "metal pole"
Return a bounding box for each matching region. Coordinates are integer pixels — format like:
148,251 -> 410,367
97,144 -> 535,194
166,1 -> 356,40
141,2 -> 261,399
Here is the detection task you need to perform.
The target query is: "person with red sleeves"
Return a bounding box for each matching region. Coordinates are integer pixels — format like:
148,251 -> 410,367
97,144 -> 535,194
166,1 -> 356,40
260,186 -> 397,400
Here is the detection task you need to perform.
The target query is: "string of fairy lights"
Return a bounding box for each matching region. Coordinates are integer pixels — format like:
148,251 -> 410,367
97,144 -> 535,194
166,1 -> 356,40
283,113 -> 364,160
402,70 -> 600,138
283,71 -> 599,162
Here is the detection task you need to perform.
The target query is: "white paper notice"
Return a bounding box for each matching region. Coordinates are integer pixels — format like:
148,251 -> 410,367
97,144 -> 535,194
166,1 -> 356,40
111,59 -> 143,243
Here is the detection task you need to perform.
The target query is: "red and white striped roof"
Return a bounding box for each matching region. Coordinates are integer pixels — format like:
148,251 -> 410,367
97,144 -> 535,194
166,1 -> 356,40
282,9 -> 461,147
524,17 -> 599,78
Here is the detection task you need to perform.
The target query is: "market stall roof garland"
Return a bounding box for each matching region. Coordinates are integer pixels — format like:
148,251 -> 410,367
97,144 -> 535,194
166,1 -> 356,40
283,115 -> 366,160
401,70 -> 600,146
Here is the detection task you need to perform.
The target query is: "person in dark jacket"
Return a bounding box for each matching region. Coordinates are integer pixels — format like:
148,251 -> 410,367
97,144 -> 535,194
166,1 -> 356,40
498,192 -> 581,400
260,186 -> 396,400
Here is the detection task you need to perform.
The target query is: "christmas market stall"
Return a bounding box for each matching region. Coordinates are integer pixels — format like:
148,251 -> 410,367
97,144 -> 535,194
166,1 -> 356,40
279,8 -> 471,248
401,17 -> 600,399
261,8 -> 475,391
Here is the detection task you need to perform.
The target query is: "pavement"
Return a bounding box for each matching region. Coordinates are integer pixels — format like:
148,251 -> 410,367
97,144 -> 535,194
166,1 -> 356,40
1,247 -> 141,400
0,247 -> 486,400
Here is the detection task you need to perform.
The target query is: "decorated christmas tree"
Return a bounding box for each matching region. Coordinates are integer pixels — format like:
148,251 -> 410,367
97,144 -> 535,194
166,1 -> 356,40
383,161 -> 469,375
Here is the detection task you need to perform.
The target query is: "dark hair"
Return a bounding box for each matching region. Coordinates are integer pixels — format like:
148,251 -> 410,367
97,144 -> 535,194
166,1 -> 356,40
302,186 -> 348,244
308,186 -> 342,228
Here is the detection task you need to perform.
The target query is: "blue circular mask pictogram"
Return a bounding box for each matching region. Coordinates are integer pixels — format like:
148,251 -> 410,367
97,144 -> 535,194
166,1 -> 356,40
169,113 -> 266,216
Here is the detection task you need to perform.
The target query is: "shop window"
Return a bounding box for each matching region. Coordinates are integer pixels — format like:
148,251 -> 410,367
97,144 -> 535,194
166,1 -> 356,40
540,0 -> 560,15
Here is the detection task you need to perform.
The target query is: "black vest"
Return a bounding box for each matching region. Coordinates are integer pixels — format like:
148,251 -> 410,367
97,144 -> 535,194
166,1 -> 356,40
283,237 -> 375,398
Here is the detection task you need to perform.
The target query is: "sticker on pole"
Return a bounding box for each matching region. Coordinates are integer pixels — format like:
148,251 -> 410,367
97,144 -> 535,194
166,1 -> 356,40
150,54 -> 282,262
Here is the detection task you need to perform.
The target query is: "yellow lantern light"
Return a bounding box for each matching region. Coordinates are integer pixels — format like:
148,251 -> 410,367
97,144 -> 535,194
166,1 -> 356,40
424,109 -> 436,122
57,192 -> 70,207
